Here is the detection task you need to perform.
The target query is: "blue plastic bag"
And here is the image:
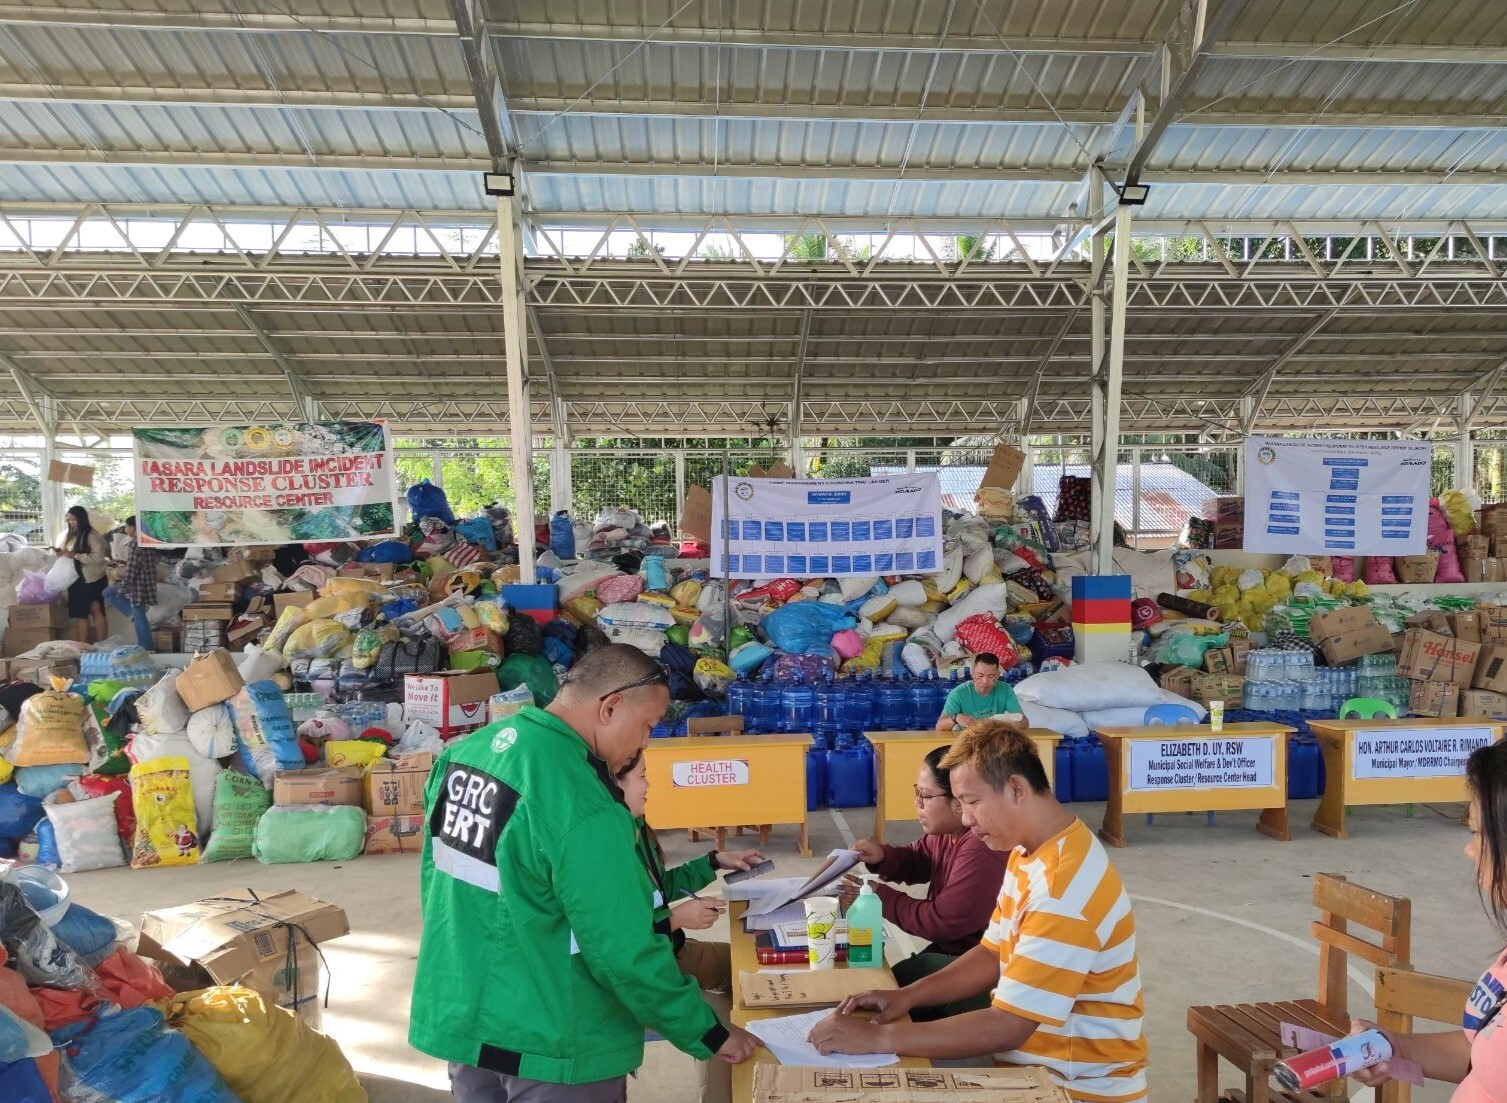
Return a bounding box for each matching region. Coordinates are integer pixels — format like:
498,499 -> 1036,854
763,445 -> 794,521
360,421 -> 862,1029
0,1056 -> 51,1102
356,540 -> 414,564
550,511 -> 576,559
0,784 -> 43,840
455,516 -> 499,554
52,1006 -> 239,1103
761,603 -> 858,656
33,819 -> 58,870
14,764 -> 81,800
51,903 -> 119,964
406,479 -> 456,525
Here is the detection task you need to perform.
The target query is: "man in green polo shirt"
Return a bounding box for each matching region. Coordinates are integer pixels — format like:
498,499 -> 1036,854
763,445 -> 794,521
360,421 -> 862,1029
935,653 -> 1022,731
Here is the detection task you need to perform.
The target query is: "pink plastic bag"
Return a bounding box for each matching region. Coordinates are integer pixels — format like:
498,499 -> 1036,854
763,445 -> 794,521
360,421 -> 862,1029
1329,556 -> 1355,583
831,629 -> 863,660
594,574 -> 644,606
953,614 -> 1020,668
1364,556 -> 1397,584
16,570 -> 55,604
1429,500 -> 1466,583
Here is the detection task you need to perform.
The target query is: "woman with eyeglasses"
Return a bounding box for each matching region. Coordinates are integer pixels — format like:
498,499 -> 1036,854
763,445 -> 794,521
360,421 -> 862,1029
1348,739 -> 1507,1100
838,745 -> 1008,1021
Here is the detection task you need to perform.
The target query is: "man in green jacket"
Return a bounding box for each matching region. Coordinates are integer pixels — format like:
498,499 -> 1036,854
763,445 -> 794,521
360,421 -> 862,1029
410,644 -> 761,1101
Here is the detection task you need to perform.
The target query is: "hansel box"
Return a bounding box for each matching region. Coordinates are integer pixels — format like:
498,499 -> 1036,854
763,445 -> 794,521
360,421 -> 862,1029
174,649 -> 244,711
1474,641 -> 1507,695
1408,679 -> 1460,719
1397,628 -> 1483,687
1459,689 -> 1507,719
363,753 -> 435,817
363,814 -> 426,855
751,1066 -> 1071,1103
404,669 -> 497,738
137,889 -> 349,1029
273,766 -> 364,807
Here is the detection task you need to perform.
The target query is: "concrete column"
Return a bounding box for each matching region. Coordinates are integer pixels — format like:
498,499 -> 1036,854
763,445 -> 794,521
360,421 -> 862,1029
497,194 -> 536,581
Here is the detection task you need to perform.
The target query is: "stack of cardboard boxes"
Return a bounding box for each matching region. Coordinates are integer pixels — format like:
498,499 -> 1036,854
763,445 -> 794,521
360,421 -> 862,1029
3,600 -> 72,657
1392,609 -> 1507,719
269,752 -> 434,856
1211,497 -> 1245,550
182,559 -> 261,651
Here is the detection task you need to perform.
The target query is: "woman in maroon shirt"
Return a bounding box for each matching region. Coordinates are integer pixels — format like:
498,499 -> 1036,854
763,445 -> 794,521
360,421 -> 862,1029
841,745 -> 1008,1020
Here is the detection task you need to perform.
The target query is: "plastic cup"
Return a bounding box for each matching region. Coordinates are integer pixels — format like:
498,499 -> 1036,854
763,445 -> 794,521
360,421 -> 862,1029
804,896 -> 840,970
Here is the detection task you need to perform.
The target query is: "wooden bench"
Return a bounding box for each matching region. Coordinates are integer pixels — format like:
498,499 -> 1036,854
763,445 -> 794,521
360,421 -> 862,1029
1374,966 -> 1474,1103
1186,874 -> 1411,1103
682,715 -> 772,850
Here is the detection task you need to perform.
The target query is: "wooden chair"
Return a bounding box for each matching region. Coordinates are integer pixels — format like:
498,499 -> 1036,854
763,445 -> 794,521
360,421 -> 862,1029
1373,966 -> 1473,1103
1187,874 -> 1411,1103
682,716 -> 771,850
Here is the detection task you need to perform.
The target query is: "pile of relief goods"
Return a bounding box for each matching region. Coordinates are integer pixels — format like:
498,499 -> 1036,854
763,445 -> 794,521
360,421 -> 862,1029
0,864 -> 365,1103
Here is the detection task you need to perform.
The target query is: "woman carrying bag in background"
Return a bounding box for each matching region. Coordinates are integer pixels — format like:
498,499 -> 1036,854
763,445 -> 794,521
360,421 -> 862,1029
56,505 -> 107,643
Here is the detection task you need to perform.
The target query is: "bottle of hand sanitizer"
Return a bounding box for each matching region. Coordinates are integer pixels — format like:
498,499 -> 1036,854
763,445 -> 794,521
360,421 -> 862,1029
846,875 -> 884,969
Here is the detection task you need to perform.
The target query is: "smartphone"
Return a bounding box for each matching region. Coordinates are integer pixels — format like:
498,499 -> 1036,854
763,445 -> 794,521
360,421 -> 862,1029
722,859 -> 776,884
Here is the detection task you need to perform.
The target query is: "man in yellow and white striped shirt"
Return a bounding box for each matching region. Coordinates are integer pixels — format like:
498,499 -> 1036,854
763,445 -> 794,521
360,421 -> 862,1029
810,720 -> 1147,1102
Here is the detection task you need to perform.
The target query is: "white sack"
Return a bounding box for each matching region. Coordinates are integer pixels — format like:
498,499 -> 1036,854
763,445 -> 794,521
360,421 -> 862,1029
1013,661 -> 1168,713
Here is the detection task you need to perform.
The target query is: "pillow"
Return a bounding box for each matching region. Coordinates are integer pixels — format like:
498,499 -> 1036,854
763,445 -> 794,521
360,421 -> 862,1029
1020,702 -> 1089,739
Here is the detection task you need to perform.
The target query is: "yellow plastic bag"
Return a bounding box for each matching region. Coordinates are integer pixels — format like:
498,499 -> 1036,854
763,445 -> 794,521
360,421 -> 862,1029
264,606 -> 308,652
283,619 -> 353,660
302,593 -> 368,621
670,579 -> 702,608
129,756 -> 200,868
9,677 -> 88,767
168,986 -> 366,1103
476,601 -> 509,634
1440,489 -> 1475,536
321,577 -> 386,600
324,740 -> 387,769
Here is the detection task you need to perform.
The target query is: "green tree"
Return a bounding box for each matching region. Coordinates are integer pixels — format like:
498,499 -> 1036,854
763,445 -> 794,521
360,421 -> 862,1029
626,237 -> 666,259
783,232 -> 829,261
945,234 -> 997,263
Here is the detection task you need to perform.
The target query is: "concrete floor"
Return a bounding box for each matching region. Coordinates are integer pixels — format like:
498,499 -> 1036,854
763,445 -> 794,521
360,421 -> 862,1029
62,797 -> 1496,1103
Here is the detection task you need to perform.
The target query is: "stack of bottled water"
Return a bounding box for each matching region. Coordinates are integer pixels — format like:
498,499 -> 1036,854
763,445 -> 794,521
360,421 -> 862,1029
1242,646 -> 1358,715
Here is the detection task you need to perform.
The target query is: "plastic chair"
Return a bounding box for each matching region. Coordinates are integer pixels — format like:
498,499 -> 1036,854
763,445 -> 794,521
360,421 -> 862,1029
1339,697 -> 1398,720
1141,703 -> 1211,825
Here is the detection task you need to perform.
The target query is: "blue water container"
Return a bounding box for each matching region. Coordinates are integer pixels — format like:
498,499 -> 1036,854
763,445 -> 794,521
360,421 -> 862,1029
906,677 -> 932,732
874,679 -> 910,732
725,677 -> 751,726
826,734 -> 875,808
1287,734 -> 1320,799
1054,736 -> 1076,803
1071,735 -> 1110,802
806,735 -> 830,812
813,680 -> 844,736
781,681 -> 816,734
841,677 -> 874,732
747,676 -> 782,735
650,722 -> 675,740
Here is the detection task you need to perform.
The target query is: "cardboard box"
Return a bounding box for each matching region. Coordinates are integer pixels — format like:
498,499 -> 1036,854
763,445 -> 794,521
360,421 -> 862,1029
1192,673 -> 1244,708
404,669 -> 498,738
226,615 -> 267,651
182,603 -> 234,623
1229,636 -> 1250,675
1405,610 -> 1453,637
46,459 -> 94,488
211,559 -> 258,584
1309,606 -> 1395,665
1397,628 -> 1483,687
1,655 -> 78,687
1465,558 -> 1489,583
8,602 -> 71,631
3,627 -> 60,658
1210,496 -> 1245,523
979,443 -> 1026,493
1450,610 -> 1484,643
198,581 -> 240,603
678,484 -> 713,543
181,622 -> 225,651
1202,646 -> 1234,674
175,649 -> 244,711
151,626 -> 178,653
1462,535 -> 1492,559
748,461 -> 795,479
1395,553 -> 1440,584
751,1066 -> 1071,1103
273,766 -> 364,807
1459,689 -> 1507,719
1482,607 -> 1507,641
1409,679 -> 1460,719
1212,521 -> 1245,550
363,753 -> 435,817
363,813 -> 426,855
273,590 -> 317,616
446,627 -> 503,656
137,889 -> 348,1030
1159,665 -> 1197,699
1475,641 -> 1507,694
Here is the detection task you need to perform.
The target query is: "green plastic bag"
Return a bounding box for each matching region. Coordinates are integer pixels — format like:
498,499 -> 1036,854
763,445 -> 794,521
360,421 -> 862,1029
1159,630 -> 1229,669
496,653 -> 559,707
252,805 -> 365,864
201,770 -> 273,863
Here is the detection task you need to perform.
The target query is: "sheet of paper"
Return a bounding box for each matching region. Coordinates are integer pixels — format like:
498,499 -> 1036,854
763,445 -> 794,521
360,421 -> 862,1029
724,877 -> 805,903
743,900 -> 809,932
744,850 -> 860,917
745,1008 -> 899,1069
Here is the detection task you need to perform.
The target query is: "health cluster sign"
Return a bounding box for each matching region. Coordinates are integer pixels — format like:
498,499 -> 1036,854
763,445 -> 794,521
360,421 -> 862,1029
1242,435 -> 1430,556
132,421 -> 398,547
709,473 -> 944,579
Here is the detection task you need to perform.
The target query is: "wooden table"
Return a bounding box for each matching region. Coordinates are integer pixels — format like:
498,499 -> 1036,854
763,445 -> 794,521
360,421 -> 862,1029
1092,722 -> 1295,848
867,729 -> 1061,843
1307,717 -> 1505,839
728,900 -> 931,1103
645,735 -> 813,856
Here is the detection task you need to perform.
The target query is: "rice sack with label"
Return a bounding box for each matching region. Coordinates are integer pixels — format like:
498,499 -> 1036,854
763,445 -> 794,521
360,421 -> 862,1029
129,757 -> 200,868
